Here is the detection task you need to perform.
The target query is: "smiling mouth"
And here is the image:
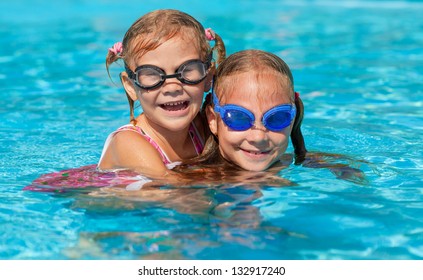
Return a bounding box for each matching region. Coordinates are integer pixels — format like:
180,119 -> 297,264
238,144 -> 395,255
241,148 -> 271,155
160,101 -> 189,111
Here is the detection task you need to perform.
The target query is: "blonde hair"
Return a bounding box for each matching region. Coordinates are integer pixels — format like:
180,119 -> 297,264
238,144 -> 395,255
106,9 -> 226,124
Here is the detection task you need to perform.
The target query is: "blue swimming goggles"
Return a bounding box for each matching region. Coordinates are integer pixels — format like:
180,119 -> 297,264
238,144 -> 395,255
212,90 -> 296,131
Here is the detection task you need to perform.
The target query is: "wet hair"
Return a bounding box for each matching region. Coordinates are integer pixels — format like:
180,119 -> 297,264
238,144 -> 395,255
181,49 -> 307,168
214,50 -> 294,103
105,9 -> 226,124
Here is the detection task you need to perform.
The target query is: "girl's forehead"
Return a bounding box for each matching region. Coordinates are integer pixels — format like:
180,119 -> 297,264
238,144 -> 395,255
129,31 -> 200,64
220,71 -> 293,104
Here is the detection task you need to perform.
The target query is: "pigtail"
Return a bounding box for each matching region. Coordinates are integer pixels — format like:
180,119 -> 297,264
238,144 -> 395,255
291,93 -> 307,164
117,73 -> 137,126
197,92 -> 212,142
106,42 -> 123,80
181,134 -> 221,167
125,93 -> 137,125
107,42 -> 137,125
105,52 -> 118,78
205,28 -> 226,66
202,92 -> 212,113
211,32 -> 226,65
195,93 -> 220,164
176,93 -> 220,168
199,135 -> 220,164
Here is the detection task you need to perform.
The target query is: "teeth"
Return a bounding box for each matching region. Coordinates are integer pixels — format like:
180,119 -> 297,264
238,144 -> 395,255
163,101 -> 185,106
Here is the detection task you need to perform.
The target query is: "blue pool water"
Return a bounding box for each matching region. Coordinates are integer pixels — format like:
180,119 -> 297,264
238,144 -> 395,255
1,0 -> 422,259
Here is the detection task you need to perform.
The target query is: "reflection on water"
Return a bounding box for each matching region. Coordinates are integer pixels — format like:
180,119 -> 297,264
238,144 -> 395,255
23,152 -> 370,259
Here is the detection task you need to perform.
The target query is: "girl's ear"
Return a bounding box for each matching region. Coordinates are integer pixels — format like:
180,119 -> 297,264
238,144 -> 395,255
206,105 -> 218,135
120,72 -> 138,101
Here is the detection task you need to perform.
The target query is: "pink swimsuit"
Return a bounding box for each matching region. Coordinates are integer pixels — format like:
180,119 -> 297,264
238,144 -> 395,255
24,124 -> 204,192
98,122 -> 204,168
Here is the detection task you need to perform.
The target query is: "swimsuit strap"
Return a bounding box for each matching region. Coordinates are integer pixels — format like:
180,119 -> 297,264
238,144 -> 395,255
123,122 -> 204,158
100,122 -> 204,167
188,122 -> 204,155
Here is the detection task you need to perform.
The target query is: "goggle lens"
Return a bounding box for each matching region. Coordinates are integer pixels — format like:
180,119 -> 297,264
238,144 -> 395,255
263,107 -> 294,131
180,61 -> 207,82
223,110 -> 253,131
137,68 -> 162,88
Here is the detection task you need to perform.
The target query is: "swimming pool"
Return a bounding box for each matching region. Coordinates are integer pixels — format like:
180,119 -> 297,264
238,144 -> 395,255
1,0 -> 422,259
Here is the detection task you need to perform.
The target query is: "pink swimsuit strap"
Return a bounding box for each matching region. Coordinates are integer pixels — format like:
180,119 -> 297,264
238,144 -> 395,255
116,122 -> 204,165
188,122 -> 205,155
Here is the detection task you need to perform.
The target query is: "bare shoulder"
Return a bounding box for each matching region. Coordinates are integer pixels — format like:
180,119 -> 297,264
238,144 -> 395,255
99,130 -> 167,175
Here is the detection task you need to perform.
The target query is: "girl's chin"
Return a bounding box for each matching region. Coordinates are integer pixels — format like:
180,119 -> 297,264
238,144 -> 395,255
236,161 -> 272,172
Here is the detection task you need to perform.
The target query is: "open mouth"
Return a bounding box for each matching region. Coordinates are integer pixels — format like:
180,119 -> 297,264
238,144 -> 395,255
160,101 -> 189,111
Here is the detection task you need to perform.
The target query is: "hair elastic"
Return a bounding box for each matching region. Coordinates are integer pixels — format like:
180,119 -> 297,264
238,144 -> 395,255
109,42 -> 123,55
295,91 -> 300,100
205,28 -> 215,41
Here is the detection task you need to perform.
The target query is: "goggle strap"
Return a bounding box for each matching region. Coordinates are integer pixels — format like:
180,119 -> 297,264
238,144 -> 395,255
124,63 -> 136,80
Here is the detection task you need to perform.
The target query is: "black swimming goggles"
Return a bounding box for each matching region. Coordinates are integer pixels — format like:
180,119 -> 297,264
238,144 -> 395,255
125,59 -> 211,90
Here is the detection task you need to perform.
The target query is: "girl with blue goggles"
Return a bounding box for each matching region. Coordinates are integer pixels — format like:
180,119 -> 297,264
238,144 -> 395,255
178,49 -> 307,171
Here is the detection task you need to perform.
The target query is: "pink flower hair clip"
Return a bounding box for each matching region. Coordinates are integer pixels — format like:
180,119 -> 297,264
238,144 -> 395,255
205,28 -> 215,41
109,42 -> 123,55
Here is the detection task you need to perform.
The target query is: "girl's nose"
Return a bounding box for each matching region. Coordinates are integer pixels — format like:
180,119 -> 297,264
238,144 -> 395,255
162,77 -> 183,94
246,122 -> 269,143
